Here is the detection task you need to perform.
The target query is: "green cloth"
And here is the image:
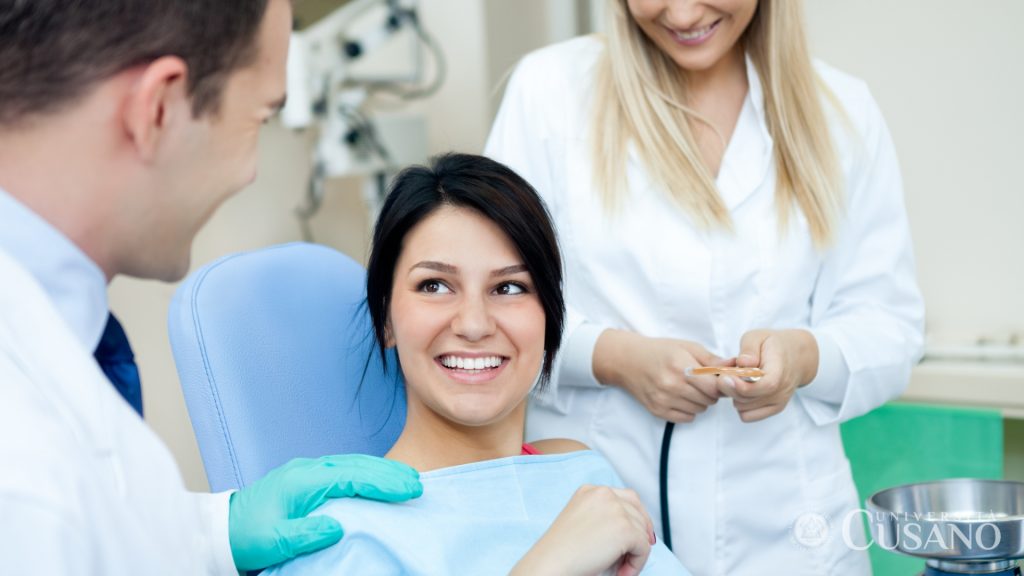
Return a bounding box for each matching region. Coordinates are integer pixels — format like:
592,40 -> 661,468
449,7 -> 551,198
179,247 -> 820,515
841,402 -> 1003,576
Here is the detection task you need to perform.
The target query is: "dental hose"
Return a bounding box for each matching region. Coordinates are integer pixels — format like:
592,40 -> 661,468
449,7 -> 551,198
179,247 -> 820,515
659,421 -> 675,551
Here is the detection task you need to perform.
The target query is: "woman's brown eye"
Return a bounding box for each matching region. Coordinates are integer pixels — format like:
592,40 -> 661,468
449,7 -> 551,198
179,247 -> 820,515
418,280 -> 450,294
496,282 -> 527,295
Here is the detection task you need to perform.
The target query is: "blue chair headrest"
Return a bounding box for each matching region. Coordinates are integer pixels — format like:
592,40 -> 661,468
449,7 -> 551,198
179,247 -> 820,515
168,242 -> 405,492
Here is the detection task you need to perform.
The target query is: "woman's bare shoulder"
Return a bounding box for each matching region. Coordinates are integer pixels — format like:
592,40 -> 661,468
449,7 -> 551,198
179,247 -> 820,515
529,438 -> 590,454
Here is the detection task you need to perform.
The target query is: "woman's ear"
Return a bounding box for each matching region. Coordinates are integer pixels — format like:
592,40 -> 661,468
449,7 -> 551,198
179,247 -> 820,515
384,317 -> 396,348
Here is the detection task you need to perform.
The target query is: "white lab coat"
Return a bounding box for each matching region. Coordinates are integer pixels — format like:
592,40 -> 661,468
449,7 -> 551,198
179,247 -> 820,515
0,249 -> 236,575
485,36 -> 924,575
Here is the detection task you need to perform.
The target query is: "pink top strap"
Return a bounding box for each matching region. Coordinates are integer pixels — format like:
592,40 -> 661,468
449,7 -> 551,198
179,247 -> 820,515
521,443 -> 541,455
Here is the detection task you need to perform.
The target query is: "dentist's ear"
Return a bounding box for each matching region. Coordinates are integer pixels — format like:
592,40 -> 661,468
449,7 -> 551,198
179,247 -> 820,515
122,56 -> 190,162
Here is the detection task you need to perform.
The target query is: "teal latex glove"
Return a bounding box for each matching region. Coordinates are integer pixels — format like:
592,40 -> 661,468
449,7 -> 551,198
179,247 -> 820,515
228,454 -> 422,571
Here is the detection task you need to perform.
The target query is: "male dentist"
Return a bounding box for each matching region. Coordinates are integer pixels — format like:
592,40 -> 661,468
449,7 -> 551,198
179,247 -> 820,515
0,0 -> 422,573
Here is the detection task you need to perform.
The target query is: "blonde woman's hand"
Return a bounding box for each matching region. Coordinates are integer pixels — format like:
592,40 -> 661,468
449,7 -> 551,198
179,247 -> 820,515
718,329 -> 819,422
510,485 -> 655,576
594,329 -> 728,423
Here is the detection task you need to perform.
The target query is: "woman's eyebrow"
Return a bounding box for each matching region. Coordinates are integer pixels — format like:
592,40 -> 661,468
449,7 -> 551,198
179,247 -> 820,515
409,262 -> 527,276
410,261 -> 456,274
491,264 -> 528,277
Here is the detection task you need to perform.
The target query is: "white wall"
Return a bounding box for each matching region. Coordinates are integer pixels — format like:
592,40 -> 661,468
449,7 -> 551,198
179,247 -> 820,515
804,0 -> 1024,348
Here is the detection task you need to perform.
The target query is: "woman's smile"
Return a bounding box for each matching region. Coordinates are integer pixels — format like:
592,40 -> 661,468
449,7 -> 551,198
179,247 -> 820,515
436,353 -> 509,384
664,18 -> 722,46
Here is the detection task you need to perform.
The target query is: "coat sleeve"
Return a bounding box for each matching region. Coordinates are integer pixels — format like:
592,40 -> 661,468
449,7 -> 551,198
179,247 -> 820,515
484,53 -> 607,413
798,87 -> 925,426
192,490 -> 238,575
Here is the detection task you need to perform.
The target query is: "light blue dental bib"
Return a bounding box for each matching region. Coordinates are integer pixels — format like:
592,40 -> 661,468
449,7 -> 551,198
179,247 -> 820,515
264,450 -> 687,575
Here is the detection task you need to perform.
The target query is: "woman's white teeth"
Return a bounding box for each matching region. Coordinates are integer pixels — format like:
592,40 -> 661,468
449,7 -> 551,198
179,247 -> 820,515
673,22 -> 715,40
440,355 -> 503,370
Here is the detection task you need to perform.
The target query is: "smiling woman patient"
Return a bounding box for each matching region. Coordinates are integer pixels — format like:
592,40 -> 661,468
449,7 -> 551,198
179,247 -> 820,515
263,153 -> 687,575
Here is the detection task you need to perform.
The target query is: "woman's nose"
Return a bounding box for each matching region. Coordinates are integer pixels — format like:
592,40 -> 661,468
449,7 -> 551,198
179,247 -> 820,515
451,295 -> 496,342
663,0 -> 703,28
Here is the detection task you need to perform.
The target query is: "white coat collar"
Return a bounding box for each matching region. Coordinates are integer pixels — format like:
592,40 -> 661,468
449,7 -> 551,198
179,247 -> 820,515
0,187 -> 109,352
714,53 -> 774,211
0,247 -> 120,456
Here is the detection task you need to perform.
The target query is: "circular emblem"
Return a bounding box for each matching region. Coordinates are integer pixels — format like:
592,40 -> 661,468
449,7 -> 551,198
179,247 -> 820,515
792,512 -> 830,548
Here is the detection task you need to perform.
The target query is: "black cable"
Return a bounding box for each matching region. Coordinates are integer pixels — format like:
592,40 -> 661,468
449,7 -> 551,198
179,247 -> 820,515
659,421 -> 675,551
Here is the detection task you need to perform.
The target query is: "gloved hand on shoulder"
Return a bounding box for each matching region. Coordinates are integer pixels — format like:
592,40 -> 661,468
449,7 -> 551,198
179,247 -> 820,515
228,454 -> 423,571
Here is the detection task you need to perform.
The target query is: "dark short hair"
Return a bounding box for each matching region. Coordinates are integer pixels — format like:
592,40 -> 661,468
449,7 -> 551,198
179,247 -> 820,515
366,152 -> 565,390
0,0 -> 271,126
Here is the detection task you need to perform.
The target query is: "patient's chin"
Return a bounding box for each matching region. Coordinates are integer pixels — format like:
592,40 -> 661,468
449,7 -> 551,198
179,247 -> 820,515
444,399 -> 519,429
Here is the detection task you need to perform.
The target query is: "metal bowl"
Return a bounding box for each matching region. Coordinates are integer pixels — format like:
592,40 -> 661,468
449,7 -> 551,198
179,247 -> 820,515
866,479 -> 1024,562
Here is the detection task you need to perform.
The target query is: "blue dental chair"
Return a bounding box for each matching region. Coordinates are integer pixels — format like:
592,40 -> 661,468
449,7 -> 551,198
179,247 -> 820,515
168,242 -> 405,492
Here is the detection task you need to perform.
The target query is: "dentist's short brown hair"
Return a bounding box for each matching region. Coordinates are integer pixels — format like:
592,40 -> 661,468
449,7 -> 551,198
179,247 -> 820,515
0,0 -> 272,126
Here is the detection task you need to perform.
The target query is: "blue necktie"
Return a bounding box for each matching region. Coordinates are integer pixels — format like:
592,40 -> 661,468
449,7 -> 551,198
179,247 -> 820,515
94,312 -> 143,416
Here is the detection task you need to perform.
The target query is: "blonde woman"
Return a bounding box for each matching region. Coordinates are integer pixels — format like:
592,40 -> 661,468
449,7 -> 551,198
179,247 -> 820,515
485,0 -> 924,573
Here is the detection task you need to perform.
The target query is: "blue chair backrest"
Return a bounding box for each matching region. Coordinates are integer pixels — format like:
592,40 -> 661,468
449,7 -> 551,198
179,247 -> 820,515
168,242 -> 405,492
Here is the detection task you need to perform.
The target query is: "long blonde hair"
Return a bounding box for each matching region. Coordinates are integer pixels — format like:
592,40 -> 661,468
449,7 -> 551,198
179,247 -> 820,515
592,0 -> 842,246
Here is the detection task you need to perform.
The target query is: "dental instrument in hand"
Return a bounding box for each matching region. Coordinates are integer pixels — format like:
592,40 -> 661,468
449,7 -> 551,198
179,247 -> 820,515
686,366 -> 764,382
